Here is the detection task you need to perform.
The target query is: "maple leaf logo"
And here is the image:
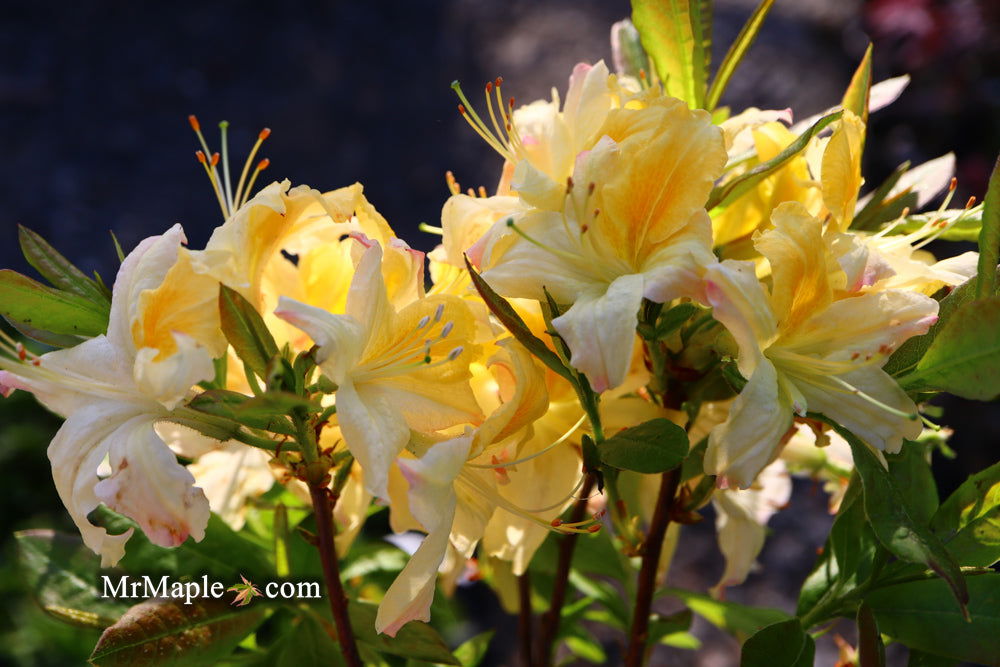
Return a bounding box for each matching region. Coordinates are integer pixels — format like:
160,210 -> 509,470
227,575 -> 262,607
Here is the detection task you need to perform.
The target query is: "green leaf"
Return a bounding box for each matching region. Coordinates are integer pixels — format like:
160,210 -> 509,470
704,0 -> 774,110
91,507 -> 275,581
865,574 -> 1000,665
465,257 -> 575,384
932,461 -> 1000,567
851,161 -> 913,231
18,225 -> 111,306
90,597 -> 266,666
884,269 -> 985,378
842,44 -> 874,127
349,600 -> 459,665
902,296 -> 1000,399
888,443 -> 939,527
976,156 -> 1000,298
857,603 -> 887,667
565,633 -> 607,664
740,618 -> 815,667
0,268 -> 109,337
631,0 -> 707,107
838,426 -> 969,618
5,317 -> 87,348
707,111 -> 843,210
653,302 -> 700,340
187,389 -> 298,437
218,285 -> 279,379
15,529 -> 128,629
907,650 -> 958,667
660,587 -> 790,639
598,418 -> 688,474
647,609 -> 693,644
447,630 -> 493,667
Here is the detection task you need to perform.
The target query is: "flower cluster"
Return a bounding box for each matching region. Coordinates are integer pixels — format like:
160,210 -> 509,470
2,6 -> 996,666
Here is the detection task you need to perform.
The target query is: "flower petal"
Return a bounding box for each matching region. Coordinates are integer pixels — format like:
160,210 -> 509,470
705,360 -> 794,489
94,415 -> 210,548
274,297 -> 365,383
335,379 -> 411,500
704,260 -> 777,378
552,273 -> 645,393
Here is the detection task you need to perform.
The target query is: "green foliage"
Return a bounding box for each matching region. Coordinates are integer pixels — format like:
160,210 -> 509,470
348,601 -> 459,665
631,0 -> 708,107
90,597 -> 266,667
218,285 -> 279,380
932,461 -> 1000,568
842,43 -> 873,127
740,618 -> 814,667
0,269 -> 109,341
598,418 -> 688,474
865,575 -> 1000,665
660,588 -> 789,639
902,296 -> 1000,400
18,225 -> 111,306
976,156 -> 1000,298
446,630 -> 493,667
704,0 -> 773,110
838,426 -> 969,618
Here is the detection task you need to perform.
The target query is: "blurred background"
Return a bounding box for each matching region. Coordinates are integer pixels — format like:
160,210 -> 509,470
0,0 -> 997,665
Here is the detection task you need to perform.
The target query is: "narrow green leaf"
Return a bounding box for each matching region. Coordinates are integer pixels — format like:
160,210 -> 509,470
857,603 -> 887,667
110,230 -> 127,263
704,0 -> 774,110
15,529 -> 128,629
660,587 -> 790,639
18,225 -> 110,306
707,111 -> 843,210
187,389 -> 299,436
843,44 -> 874,126
865,575 -> 1000,665
976,156 -> 1000,297
837,426 -> 969,618
0,268 -> 109,337
5,317 -> 86,348
740,618 -> 815,667
631,0 -> 706,107
349,601 -> 459,665
90,597 -> 265,666
599,418 -> 688,474
218,285 -> 279,379
465,257 -> 575,383
851,161 -> 912,231
903,296 -> 1000,399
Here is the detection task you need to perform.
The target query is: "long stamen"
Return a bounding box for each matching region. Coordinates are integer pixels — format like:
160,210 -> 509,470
452,81 -> 512,159
419,223 -> 443,235
218,121 -> 235,215
234,127 -> 271,207
195,151 -> 230,219
826,374 -> 919,421
505,218 -> 584,265
241,159 -> 270,208
468,414 -> 587,470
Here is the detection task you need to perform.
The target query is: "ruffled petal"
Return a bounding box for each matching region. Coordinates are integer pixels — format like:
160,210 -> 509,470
705,361 -> 794,489
703,261 -> 777,378
133,332 -> 215,410
274,297 -> 365,384
552,273 -> 645,393
94,415 -> 210,548
641,209 -> 715,304
376,436 -> 471,636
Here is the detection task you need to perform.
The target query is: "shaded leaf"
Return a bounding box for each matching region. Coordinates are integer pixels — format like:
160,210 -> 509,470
865,575 -> 1000,666
18,225 -> 110,306
610,19 -> 651,79
90,597 -> 265,666
740,618 -> 815,667
977,156 -> 1000,298
599,418 -> 688,474
660,587 -> 789,639
15,529 -> 127,629
349,600 -> 458,665
447,630 -> 493,667
219,285 -> 279,379
837,426 -> 969,618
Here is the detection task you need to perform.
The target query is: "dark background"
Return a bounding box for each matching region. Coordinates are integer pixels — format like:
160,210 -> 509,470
1,1 -> 998,665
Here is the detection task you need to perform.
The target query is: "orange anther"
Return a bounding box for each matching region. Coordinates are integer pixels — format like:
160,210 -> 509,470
256,158 -> 270,171
195,150 -> 207,163
457,104 -> 466,114
258,127 -> 272,140
495,76 -> 503,87
188,114 -> 200,132
210,152 -> 220,166
587,524 -> 602,533
551,518 -> 563,527
485,81 -> 493,94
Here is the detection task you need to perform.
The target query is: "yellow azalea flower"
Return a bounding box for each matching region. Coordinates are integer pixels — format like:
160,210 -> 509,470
820,110 -> 865,231
703,203 -> 938,488
0,225 -> 217,564
276,241 -> 481,499
713,120 -> 822,248
474,98 -> 726,391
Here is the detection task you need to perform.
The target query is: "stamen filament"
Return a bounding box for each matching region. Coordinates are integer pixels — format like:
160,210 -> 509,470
468,414 -> 586,470
234,128 -> 270,208
218,121 -> 235,215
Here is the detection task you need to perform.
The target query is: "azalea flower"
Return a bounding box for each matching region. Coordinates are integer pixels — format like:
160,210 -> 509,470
703,202 -> 938,488
275,241 -> 481,500
0,225 -> 218,565
473,97 -> 727,391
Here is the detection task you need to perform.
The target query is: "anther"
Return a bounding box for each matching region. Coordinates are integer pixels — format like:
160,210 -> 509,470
966,196 -> 976,209
16,343 -> 26,361
195,150 -> 207,163
433,304 -> 445,323
495,76 -> 503,87
256,158 -> 270,171
446,346 -> 464,361
441,321 -> 455,337
188,115 -> 201,132
458,104 -> 467,115
949,177 -> 958,192
210,152 -> 220,166
551,518 -> 563,527
258,128 -> 271,141
486,81 -> 493,94
417,315 -> 430,329
587,524 -> 602,533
